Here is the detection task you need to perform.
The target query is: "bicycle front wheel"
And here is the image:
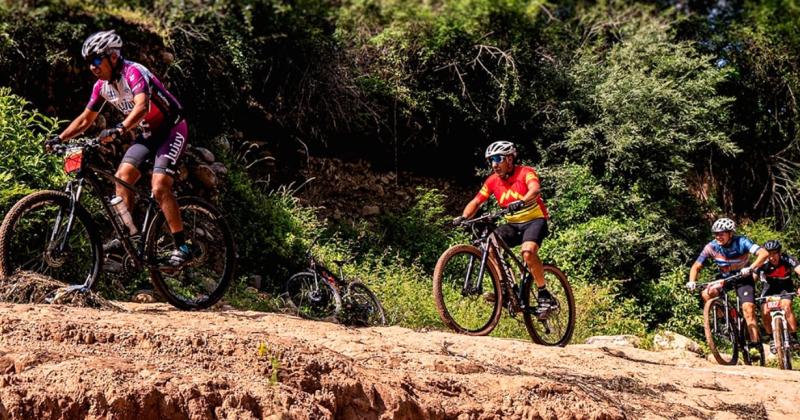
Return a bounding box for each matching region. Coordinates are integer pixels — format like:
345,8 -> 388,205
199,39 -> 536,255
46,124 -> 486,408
285,272 -> 341,320
522,264 -> 575,346
146,197 -> 235,310
0,190 -> 101,288
341,282 -> 386,326
432,244 -> 502,335
703,298 -> 738,365
774,321 -> 792,370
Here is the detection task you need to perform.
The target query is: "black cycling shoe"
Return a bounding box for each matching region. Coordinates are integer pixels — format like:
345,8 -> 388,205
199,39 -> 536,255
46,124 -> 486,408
161,244 -> 192,270
535,289 -> 557,320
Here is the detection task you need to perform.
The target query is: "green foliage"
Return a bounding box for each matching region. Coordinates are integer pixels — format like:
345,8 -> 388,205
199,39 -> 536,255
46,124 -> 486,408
561,7 -> 738,196
538,163 -> 605,230
572,280 -> 647,344
377,187 -> 464,268
541,215 -> 684,287
220,143 -> 320,287
0,87 -> 65,208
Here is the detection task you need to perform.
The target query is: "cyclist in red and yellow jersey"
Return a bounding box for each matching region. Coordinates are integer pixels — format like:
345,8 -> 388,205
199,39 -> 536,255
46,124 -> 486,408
454,141 -> 554,317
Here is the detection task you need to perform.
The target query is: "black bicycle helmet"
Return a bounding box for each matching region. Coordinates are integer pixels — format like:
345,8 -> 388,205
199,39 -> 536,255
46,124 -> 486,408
763,240 -> 782,252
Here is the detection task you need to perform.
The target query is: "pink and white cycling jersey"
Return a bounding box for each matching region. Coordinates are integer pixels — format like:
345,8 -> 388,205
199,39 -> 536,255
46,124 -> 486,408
86,60 -> 182,138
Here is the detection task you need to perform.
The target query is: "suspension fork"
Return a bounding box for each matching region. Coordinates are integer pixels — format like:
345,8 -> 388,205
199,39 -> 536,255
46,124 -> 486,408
463,239 -> 493,296
50,180 -> 85,252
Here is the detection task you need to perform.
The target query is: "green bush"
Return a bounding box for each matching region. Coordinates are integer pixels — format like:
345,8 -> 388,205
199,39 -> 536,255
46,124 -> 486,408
377,187 -> 465,268
0,87 -> 65,208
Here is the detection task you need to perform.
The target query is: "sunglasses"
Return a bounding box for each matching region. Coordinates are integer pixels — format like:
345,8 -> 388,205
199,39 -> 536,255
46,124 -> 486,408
487,155 -> 506,164
87,55 -> 105,67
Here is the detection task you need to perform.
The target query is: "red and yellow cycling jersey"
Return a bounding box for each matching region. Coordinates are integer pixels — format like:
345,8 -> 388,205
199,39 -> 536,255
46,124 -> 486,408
474,165 -> 549,223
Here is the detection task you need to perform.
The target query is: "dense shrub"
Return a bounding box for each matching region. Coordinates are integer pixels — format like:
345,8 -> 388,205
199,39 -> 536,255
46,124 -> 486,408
0,88 -> 65,208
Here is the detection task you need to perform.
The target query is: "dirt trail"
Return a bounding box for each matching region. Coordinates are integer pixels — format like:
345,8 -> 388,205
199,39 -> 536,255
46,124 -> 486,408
0,302 -> 797,419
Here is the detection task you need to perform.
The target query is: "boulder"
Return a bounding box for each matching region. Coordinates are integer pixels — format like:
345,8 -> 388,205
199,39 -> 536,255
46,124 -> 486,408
193,165 -> 218,190
195,147 -> 216,163
584,335 -> 642,348
653,331 -> 703,354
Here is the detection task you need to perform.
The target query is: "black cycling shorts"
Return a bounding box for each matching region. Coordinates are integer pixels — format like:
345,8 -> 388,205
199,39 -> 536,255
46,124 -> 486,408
495,217 -> 549,248
121,119 -> 188,176
763,279 -> 795,299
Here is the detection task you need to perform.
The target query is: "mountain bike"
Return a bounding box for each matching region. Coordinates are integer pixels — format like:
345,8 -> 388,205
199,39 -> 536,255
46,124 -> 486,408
756,273 -> 796,370
0,137 -> 235,310
698,271 -> 765,366
433,209 -> 575,346
285,243 -> 386,326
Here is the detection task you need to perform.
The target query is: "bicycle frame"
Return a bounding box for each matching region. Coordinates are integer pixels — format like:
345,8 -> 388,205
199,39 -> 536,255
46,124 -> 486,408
466,221 -> 531,314
51,149 -> 162,288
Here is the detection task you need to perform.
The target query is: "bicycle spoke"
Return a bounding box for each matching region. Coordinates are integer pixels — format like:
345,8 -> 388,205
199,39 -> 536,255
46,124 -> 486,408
433,245 -> 501,335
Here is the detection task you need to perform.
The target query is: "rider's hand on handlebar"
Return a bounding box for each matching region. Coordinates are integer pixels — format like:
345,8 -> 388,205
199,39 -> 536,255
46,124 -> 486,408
44,135 -> 62,152
452,215 -> 466,226
740,266 -> 753,277
507,200 -> 525,213
98,126 -> 123,144
686,281 -> 697,291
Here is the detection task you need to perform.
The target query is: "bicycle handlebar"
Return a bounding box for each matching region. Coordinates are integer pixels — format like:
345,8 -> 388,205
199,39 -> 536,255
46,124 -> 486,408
50,137 -> 108,155
457,208 -> 511,227
756,292 -> 797,302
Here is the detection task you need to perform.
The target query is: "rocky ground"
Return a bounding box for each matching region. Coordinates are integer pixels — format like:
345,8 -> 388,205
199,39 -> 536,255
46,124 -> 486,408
0,301 -> 797,419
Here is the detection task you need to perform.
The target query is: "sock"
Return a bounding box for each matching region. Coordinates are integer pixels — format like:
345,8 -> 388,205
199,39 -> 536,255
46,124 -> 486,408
172,230 -> 186,248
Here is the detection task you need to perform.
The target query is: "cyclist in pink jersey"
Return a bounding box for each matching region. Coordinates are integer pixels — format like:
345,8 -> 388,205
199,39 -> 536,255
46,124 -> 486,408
45,30 -> 191,268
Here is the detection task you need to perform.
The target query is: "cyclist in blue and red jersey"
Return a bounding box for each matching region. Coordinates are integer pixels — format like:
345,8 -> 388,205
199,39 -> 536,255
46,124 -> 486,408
45,30 -> 190,267
758,240 -> 800,352
687,218 -> 769,348
454,141 -> 553,317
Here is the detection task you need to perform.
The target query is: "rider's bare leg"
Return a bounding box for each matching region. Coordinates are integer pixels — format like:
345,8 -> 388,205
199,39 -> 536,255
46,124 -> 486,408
115,163 -> 141,211
742,302 -> 760,342
151,173 -> 183,233
521,241 -> 545,288
762,305 -> 773,334
782,299 -> 797,332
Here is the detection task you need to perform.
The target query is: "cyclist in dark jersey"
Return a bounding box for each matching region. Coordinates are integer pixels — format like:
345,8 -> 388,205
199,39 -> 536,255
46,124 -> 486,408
758,240 -> 800,351
687,218 -> 769,349
45,30 -> 190,267
454,141 -> 553,318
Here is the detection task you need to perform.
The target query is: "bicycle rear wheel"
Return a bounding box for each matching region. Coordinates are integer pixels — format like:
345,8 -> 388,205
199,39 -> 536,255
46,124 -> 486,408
433,244 -> 502,335
341,281 -> 386,326
0,191 -> 101,289
703,298 -> 738,365
146,197 -> 235,310
521,264 -> 575,347
774,322 -> 792,370
285,272 -> 341,320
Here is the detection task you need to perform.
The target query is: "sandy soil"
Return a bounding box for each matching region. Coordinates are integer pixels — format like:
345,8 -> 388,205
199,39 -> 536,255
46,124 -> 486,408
0,302 -> 797,419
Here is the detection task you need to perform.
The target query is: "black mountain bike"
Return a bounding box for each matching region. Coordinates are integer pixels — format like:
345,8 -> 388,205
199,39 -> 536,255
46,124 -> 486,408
285,244 -> 386,326
0,137 -> 235,310
699,272 -> 765,366
756,272 -> 796,370
433,209 -> 575,346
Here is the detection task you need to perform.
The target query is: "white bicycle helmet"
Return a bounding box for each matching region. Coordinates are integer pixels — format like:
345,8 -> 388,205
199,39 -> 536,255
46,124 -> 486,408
81,30 -> 123,59
711,218 -> 736,233
485,141 -> 516,158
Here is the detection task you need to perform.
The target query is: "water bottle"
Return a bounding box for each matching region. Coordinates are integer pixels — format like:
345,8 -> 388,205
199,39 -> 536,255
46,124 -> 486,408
110,196 -> 138,235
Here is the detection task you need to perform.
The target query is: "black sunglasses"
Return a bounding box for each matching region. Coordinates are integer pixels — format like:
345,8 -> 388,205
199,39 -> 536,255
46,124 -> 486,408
87,55 -> 106,67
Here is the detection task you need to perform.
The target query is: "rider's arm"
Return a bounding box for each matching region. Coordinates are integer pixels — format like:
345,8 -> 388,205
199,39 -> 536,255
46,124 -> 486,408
118,92 -> 149,134
520,178 -> 541,205
461,197 -> 483,219
57,108 -> 99,141
688,261 -> 703,283
749,247 -> 769,271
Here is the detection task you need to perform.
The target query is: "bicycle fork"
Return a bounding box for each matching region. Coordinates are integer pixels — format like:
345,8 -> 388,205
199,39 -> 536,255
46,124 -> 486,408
461,247 -> 490,297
